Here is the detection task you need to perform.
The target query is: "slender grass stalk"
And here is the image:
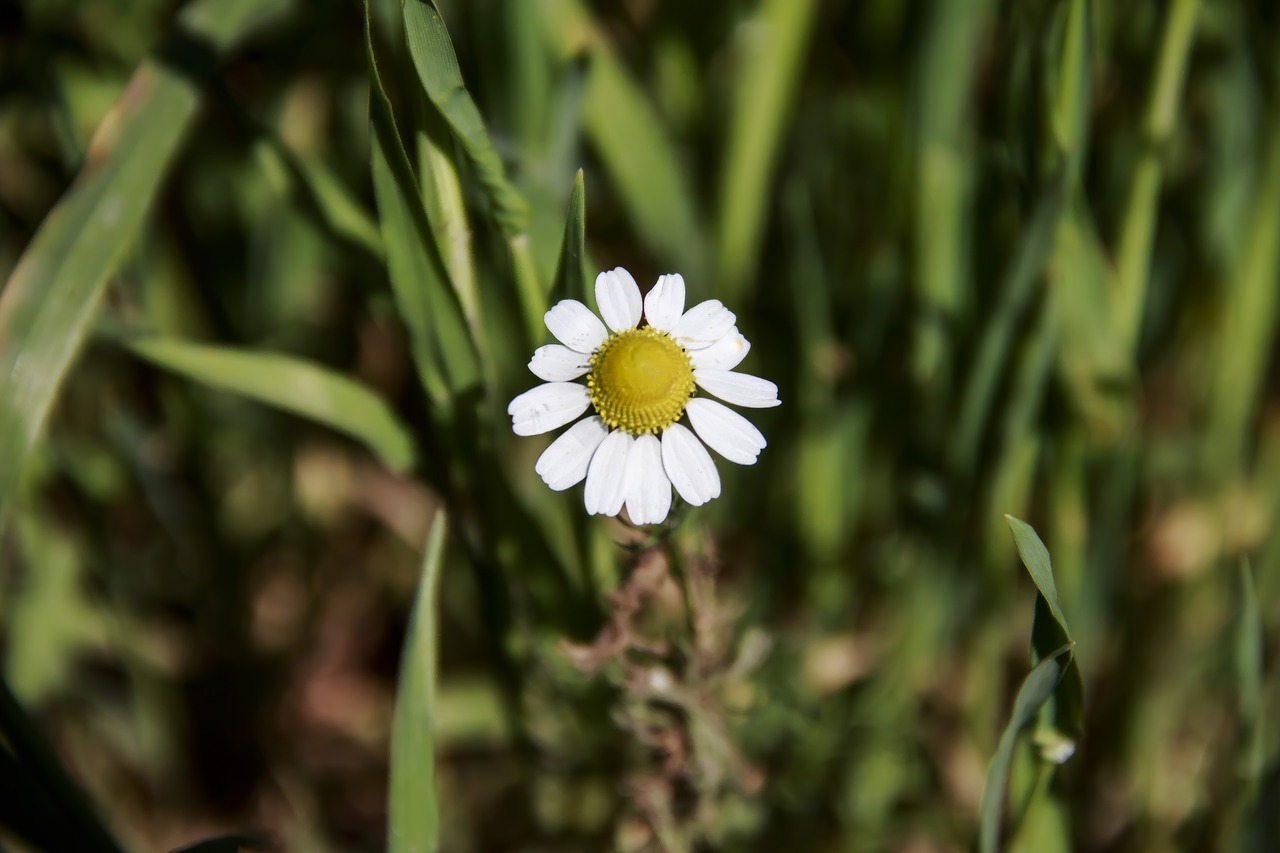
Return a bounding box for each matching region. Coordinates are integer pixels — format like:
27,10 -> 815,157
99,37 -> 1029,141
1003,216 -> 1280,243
1113,0 -> 1200,355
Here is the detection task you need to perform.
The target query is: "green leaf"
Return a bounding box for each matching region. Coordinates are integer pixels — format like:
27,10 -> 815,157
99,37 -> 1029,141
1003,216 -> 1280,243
400,0 -> 544,343
401,0 -> 529,239
365,2 -> 481,409
548,169 -> 588,306
388,510 -> 448,853
0,0 -> 296,534
1006,516 -> 1085,751
126,338 -> 417,473
977,645 -> 1073,853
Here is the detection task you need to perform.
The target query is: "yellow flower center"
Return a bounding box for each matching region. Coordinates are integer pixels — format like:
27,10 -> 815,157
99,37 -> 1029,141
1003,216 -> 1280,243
588,327 -> 695,435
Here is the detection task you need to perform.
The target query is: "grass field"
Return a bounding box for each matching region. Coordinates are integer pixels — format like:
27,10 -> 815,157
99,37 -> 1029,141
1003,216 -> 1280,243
1,1 -> 1279,851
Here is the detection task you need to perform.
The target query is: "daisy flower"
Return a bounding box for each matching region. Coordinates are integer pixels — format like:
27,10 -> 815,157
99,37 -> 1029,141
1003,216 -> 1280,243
507,268 -> 779,525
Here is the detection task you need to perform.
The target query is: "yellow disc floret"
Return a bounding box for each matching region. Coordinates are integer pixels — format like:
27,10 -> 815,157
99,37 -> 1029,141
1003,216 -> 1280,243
588,327 -> 695,435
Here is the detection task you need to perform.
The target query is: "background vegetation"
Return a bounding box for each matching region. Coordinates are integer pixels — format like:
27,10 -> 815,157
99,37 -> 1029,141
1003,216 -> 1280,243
1,0 -> 1278,850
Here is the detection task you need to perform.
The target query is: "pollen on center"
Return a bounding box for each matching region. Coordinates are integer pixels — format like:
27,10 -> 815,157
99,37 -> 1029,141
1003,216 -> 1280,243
587,327 -> 695,435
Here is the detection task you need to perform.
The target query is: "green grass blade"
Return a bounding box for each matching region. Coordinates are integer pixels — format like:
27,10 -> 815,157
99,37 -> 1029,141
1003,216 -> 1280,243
401,0 -> 544,343
1112,0 -> 1200,355
1235,561 -> 1263,783
548,169 -> 587,306
388,510 -> 448,853
977,645 -> 1073,853
125,338 -> 417,473
952,173 -> 1068,476
1007,516 -> 1084,751
366,3 -> 481,408
401,0 -> 529,239
715,0 -> 820,299
0,0 -> 295,533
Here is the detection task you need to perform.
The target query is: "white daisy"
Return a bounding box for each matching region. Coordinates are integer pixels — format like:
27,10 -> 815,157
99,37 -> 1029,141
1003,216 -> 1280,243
507,267 -> 779,525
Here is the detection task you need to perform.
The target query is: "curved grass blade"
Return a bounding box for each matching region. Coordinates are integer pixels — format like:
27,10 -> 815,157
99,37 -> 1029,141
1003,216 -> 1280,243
365,2 -> 481,410
977,644 -> 1073,853
401,0 -> 544,342
401,0 -> 528,239
126,338 -> 417,473
1006,516 -> 1084,751
388,510 -> 448,853
0,0 -> 296,533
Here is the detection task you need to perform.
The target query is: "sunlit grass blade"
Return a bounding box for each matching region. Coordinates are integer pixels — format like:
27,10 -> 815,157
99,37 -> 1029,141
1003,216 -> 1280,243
365,3 -> 481,409
1049,0 -> 1092,182
0,0 -> 295,533
126,338 -> 417,473
977,645 -> 1073,853
401,0 -> 544,342
388,510 -> 448,853
401,0 -> 528,239
715,0 -> 819,299
548,169 -> 587,306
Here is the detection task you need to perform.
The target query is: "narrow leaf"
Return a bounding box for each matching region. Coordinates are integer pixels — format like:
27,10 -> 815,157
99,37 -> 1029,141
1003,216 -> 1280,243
977,646 -> 1073,853
388,511 -> 448,853
548,170 -> 587,306
126,339 -> 417,473
0,0 -> 295,532
365,2 -> 481,407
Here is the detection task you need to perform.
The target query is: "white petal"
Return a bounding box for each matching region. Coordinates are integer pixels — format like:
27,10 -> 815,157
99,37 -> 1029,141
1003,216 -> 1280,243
544,299 -> 608,353
643,274 -> 685,332
693,369 -> 780,408
507,383 -> 591,436
624,434 -> 672,524
672,300 -> 736,350
535,416 -> 610,490
660,423 -> 721,507
685,398 -> 767,465
689,328 -> 751,371
584,430 -> 632,516
595,268 -> 643,333
529,344 -> 591,381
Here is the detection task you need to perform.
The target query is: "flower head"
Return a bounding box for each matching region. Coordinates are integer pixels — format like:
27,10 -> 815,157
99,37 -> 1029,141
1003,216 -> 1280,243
508,268 -> 779,525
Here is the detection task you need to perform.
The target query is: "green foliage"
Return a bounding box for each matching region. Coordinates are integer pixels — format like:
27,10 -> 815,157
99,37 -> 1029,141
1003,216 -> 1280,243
2,0 -> 1280,850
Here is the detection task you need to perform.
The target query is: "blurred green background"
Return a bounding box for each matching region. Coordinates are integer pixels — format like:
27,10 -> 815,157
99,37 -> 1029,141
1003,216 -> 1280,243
1,0 -> 1279,850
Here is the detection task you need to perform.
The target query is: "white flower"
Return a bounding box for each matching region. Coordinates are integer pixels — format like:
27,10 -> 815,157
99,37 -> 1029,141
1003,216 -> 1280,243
508,268 -> 779,524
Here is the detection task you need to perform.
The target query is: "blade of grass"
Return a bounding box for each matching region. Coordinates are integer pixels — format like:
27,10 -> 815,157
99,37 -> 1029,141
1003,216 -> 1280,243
1112,0 -> 1200,355
540,0 -> 706,282
0,0 -> 295,533
977,644 -> 1074,853
124,338 -> 417,473
715,0 -> 820,299
1006,516 -> 1084,752
548,169 -> 587,306
366,2 -> 481,411
388,510 -> 448,853
1203,118 -> 1280,476
400,0 -> 544,343
952,172 -> 1068,477
910,0 -> 989,387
